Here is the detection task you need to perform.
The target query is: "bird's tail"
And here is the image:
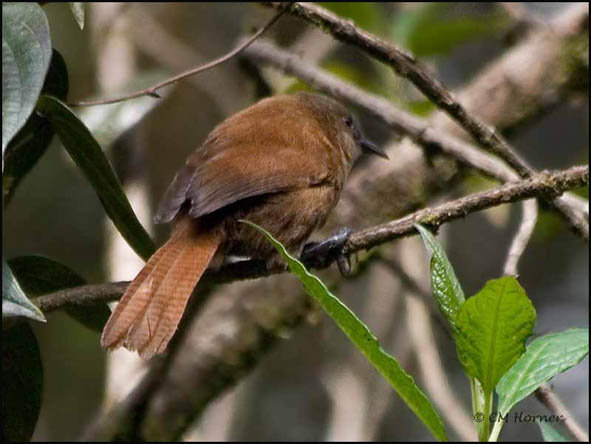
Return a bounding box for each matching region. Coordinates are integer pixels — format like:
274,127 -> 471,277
101,217 -> 221,359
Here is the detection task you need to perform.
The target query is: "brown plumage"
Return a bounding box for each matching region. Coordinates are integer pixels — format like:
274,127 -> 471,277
101,92 -> 386,359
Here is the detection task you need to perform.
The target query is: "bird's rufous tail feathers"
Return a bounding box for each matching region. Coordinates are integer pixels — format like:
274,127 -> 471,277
101,218 -> 220,359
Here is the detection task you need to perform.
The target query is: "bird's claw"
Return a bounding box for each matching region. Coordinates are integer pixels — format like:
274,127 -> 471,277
300,227 -> 354,277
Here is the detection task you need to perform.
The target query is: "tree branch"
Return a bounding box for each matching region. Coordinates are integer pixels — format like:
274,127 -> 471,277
405,296 -> 477,441
343,166 -> 587,253
260,2 -> 589,240
536,383 -> 589,442
503,199 -> 538,276
67,7 -> 286,106
34,166 -> 588,316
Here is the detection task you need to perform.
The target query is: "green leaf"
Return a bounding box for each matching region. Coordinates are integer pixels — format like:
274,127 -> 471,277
2,2 -> 52,155
3,49 -> 69,204
1,322 -> 43,441
415,224 -> 465,333
35,95 -> 156,261
241,220 -> 447,442
2,259 -> 46,322
539,422 -> 571,442
69,2 -> 85,30
392,3 -> 509,57
40,48 -> 69,100
496,329 -> 589,416
8,255 -> 111,332
455,276 -> 535,397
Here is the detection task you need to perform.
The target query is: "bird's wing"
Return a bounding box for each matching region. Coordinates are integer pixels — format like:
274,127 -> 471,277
154,105 -> 334,223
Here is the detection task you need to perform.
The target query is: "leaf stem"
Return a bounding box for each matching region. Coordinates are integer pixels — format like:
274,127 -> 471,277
471,377 -> 484,438
488,415 -> 504,442
480,391 -> 493,441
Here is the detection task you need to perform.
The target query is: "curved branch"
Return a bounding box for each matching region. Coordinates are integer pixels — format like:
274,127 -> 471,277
503,199 -> 538,276
67,7 -> 286,106
536,383 -> 589,442
34,166 -> 588,315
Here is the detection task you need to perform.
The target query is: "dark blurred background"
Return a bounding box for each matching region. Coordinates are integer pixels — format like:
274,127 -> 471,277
3,2 -> 588,441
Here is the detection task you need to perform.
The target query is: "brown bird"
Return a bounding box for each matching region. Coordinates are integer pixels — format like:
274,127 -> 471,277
101,92 -> 387,359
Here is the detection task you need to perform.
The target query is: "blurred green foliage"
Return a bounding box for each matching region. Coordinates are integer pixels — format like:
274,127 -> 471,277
392,3 -> 510,57
319,2 -> 386,34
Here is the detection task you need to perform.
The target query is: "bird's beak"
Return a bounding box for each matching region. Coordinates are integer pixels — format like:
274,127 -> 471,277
360,138 -> 388,159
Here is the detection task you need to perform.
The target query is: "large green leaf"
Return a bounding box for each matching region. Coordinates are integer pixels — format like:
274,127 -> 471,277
539,422 -> 571,442
8,255 -> 111,332
496,328 -> 589,416
1,322 -> 43,441
455,276 -> 535,397
2,2 -> 52,155
415,224 -> 465,333
2,259 -> 46,323
3,49 -> 69,204
242,220 -> 447,441
35,95 -> 155,261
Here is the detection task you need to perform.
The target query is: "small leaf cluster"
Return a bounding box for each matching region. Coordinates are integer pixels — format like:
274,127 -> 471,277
247,221 -> 588,442
415,225 -> 588,442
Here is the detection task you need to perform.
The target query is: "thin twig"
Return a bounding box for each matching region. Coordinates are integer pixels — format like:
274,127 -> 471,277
503,199 -> 538,276
406,297 -> 476,441
560,193 -> 589,217
32,166 -> 588,315
377,257 -> 450,337
386,238 -> 476,440
550,197 -> 589,240
536,383 -> 589,442
68,7 -> 286,106
260,2 -> 589,240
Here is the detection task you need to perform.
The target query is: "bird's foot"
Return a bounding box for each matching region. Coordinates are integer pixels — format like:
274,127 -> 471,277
300,227 -> 353,277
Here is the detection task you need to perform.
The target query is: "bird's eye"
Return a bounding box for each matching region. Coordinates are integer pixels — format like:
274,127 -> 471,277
343,116 -> 354,128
